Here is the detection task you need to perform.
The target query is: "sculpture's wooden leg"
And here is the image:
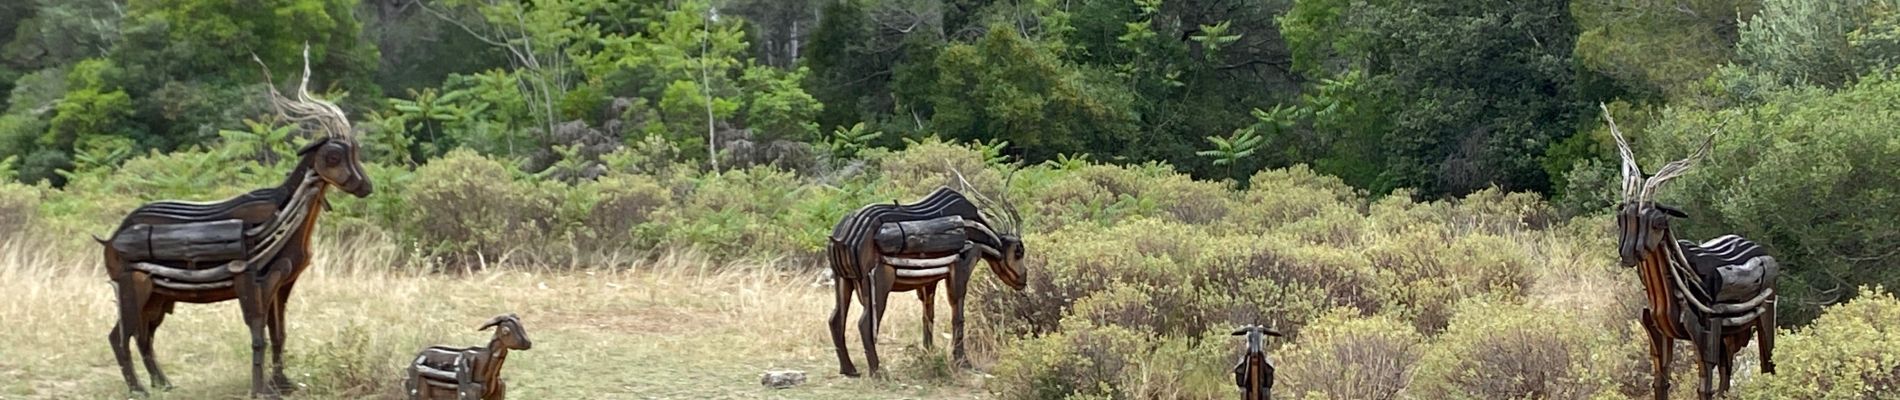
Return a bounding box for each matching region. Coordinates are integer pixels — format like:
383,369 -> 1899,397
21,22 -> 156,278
108,321 -> 142,395
1759,297 -> 1776,374
857,268 -> 893,378
829,277 -> 858,377
137,300 -> 173,390
947,249 -> 980,369
268,278 -> 298,393
404,365 -> 423,400
492,379 -> 506,400
110,269 -> 146,394
1699,316 -> 1719,400
1640,309 -> 1670,400
235,276 -> 274,399
918,282 -> 937,350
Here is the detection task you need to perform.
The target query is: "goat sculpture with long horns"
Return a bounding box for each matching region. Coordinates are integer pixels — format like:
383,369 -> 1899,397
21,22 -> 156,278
98,46 -> 373,399
1603,104 -> 1776,400
825,173 -> 1029,377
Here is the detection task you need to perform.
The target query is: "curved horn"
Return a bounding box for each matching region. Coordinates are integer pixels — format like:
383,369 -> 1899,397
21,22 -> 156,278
949,164 -> 1011,231
1599,103 -> 1643,202
262,43 -> 353,141
1639,131 -> 1715,202
999,169 -> 1023,234
960,219 -> 1003,246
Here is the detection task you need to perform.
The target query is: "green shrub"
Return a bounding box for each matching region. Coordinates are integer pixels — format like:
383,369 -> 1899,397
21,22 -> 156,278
871,137 -> 1005,200
403,149 -> 558,265
1276,311 -> 1423,400
1411,299 -> 1615,400
989,316 -> 1227,400
1367,230 -> 1533,333
661,166 -> 818,261
1741,287 -> 1900,399
568,173 -> 671,255
1229,165 -> 1362,234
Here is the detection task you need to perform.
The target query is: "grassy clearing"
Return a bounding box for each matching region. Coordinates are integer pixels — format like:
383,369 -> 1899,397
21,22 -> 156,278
0,236 -> 994,399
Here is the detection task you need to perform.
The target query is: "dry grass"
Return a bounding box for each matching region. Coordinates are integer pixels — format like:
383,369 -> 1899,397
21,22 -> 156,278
0,234 -> 992,399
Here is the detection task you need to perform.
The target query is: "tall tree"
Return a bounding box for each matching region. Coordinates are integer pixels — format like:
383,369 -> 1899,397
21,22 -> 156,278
1282,0 -> 1586,197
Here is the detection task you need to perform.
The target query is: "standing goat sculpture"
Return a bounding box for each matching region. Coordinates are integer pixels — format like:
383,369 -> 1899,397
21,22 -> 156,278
1603,104 -> 1776,400
405,314 -> 533,400
1231,325 -> 1281,400
99,48 -> 373,399
826,181 -> 1029,377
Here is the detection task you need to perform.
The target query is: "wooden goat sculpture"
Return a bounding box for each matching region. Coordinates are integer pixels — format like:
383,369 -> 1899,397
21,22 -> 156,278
100,48 -> 372,399
826,181 -> 1028,377
1603,104 -> 1776,400
1232,325 -> 1281,400
405,314 -> 533,400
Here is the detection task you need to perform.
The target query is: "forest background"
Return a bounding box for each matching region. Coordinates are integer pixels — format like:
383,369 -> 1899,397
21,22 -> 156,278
1,0 -> 1899,398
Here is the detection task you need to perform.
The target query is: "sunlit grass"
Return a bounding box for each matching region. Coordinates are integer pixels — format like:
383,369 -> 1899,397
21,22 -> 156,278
0,235 -> 993,399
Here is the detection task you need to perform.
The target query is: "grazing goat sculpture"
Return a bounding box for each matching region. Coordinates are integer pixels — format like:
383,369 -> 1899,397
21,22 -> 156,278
1231,325 -> 1281,400
405,314 -> 533,400
826,180 -> 1028,377
1604,104 -> 1776,400
100,48 -> 373,399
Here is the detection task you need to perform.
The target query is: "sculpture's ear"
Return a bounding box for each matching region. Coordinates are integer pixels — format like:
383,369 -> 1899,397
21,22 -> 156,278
1231,327 -> 1250,336
1263,328 -> 1284,337
1655,203 -> 1689,219
478,314 -> 509,331
297,136 -> 332,155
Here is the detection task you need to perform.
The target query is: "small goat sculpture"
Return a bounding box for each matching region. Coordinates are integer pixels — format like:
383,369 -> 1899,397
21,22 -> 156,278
1232,325 -> 1281,400
405,314 -> 533,400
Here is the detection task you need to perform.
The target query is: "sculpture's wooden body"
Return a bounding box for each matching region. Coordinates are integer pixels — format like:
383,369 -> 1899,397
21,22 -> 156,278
826,186 -> 1029,377
405,314 -> 532,400
102,53 -> 373,399
1603,105 -> 1775,400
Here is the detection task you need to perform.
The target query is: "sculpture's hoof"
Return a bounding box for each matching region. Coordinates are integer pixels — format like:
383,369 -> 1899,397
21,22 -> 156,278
840,368 -> 861,378
271,376 -> 299,394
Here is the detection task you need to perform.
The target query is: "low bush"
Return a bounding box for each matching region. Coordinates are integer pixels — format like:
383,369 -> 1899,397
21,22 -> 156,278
1410,299 -> 1620,400
1741,287 -> 1900,399
1276,311 -> 1423,400
403,149 -> 558,265
569,173 -> 670,255
989,317 -> 1227,400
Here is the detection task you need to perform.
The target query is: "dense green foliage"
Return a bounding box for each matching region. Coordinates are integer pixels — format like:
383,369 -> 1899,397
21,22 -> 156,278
4,0 -> 1900,397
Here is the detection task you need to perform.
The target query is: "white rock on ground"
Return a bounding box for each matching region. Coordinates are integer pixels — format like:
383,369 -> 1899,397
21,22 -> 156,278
760,370 -> 807,389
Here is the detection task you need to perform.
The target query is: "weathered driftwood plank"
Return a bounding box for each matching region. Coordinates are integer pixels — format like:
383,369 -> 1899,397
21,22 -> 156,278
875,216 -> 966,255
152,277 -> 233,291
128,197 -> 279,227
129,261 -> 239,283
111,219 -> 247,262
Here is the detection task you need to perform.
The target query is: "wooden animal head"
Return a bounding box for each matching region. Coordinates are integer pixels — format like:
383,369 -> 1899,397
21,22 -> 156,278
1601,103 -> 1712,268
953,167 -> 1031,291
298,136 -> 372,197
992,234 -> 1029,290
480,314 -> 532,351
261,45 -> 374,198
